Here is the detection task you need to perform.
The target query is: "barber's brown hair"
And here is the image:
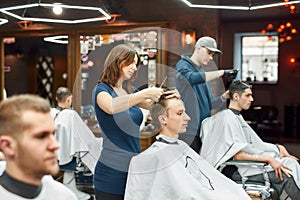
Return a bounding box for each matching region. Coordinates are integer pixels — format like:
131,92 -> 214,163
0,94 -> 50,137
99,44 -> 140,93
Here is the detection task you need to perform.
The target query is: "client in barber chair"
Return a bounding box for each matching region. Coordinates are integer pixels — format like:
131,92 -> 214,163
124,95 -> 250,200
200,80 -> 300,200
52,87 -> 103,200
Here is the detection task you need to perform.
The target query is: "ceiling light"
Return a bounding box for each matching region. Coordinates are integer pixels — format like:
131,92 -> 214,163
0,18 -> 8,25
53,3 -> 63,15
181,0 -> 300,10
44,35 -> 68,44
0,3 -> 111,24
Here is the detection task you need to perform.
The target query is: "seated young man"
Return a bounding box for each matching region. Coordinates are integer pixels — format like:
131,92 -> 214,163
200,80 -> 300,200
0,94 -> 77,199
124,95 -> 250,200
52,87 -> 102,200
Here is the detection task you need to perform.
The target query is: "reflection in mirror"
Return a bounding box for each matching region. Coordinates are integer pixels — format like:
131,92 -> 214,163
4,36 -> 67,104
80,30 -> 158,108
234,33 -> 278,84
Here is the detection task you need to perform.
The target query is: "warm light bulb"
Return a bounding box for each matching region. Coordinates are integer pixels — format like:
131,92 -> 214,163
267,36 -> 272,41
261,29 -> 267,34
290,9 -> 295,14
286,22 -> 292,27
284,0 -> 290,7
286,35 -> 292,41
53,4 -> 63,15
291,28 -> 297,34
290,58 -> 296,63
279,37 -> 285,43
290,5 -> 296,10
267,23 -> 273,30
185,34 -> 193,45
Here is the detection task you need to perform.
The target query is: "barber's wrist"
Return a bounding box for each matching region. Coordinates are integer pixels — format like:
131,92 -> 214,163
220,93 -> 227,102
221,70 -> 225,77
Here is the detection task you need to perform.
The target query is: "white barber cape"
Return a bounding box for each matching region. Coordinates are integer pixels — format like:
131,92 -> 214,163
0,161 -> 77,200
51,108 -> 102,172
200,109 -> 300,189
124,134 -> 250,200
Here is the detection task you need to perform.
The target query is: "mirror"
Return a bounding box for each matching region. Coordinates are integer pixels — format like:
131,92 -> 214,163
234,32 -> 279,84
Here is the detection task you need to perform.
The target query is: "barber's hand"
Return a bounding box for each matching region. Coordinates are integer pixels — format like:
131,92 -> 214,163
143,87 -> 164,102
163,88 -> 181,99
224,69 -> 238,79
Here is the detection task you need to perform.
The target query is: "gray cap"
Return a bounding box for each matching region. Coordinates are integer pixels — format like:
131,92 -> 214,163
195,36 -> 222,54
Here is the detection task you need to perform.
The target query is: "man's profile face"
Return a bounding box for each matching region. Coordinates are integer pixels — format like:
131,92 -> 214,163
197,46 -> 215,66
237,88 -> 254,110
164,99 -> 190,134
15,111 -> 60,178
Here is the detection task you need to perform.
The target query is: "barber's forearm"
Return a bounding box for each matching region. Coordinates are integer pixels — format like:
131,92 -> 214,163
205,70 -> 224,82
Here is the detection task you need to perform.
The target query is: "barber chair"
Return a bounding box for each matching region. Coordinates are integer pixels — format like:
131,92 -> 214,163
218,160 -> 278,200
57,156 -> 93,200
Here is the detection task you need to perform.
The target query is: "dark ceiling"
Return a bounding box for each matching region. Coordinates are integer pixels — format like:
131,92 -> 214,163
0,0 -> 299,30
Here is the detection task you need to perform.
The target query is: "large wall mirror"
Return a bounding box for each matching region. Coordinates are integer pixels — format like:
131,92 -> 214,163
1,23 -> 168,120
77,28 -> 167,128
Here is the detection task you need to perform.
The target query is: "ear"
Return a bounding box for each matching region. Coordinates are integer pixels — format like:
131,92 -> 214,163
158,115 -> 167,125
233,93 -> 239,101
0,136 -> 16,158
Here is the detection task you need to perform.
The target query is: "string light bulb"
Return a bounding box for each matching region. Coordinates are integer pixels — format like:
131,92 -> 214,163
289,4 -> 296,14
261,21 -> 297,43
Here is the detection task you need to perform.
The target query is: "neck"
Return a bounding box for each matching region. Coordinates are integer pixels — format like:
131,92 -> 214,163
115,78 -> 124,88
228,101 -> 242,112
160,130 -> 179,139
5,164 -> 42,186
57,102 -> 69,109
190,54 -> 200,67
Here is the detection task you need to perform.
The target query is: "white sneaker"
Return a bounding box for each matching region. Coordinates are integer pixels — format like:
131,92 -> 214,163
63,171 -> 91,200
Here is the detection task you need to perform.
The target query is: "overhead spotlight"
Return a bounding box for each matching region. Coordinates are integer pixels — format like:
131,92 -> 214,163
53,3 -> 63,15
0,3 -> 111,24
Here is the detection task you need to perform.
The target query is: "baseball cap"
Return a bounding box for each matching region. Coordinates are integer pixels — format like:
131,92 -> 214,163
195,36 -> 222,54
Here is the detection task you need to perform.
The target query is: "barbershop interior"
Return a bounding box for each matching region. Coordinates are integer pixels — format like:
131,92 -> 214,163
1,0 -> 300,200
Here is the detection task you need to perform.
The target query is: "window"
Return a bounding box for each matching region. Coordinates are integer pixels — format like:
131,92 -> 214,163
234,33 -> 279,84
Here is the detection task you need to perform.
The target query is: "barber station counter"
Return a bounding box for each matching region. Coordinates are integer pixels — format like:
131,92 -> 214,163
140,130 -> 157,151
87,119 -> 156,151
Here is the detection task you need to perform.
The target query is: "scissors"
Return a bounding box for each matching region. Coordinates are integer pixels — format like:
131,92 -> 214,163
160,76 -> 167,88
